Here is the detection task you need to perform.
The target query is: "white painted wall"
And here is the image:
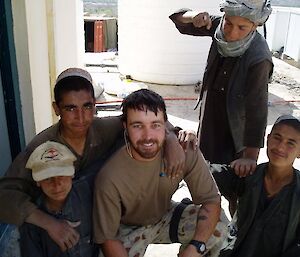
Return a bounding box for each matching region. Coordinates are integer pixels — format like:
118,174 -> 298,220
53,0 -> 85,75
24,0 -> 53,135
10,0 -> 85,142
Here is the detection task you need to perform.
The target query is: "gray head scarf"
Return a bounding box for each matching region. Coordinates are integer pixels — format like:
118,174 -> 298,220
214,0 -> 272,57
220,0 -> 272,25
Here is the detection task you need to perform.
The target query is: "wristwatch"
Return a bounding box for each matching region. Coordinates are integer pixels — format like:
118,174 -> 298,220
189,240 -> 206,254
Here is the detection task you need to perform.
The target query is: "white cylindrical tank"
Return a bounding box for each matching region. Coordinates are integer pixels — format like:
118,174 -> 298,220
265,7 -> 290,52
118,0 -> 221,85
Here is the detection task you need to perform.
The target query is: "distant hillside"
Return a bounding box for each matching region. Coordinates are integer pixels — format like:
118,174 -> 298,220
272,0 -> 300,7
82,0 -> 300,17
84,0 -> 117,17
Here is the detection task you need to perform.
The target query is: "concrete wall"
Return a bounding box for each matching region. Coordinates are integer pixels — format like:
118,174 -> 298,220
53,0 -> 85,75
24,0 -> 53,136
11,0 -> 85,143
12,0 -> 53,139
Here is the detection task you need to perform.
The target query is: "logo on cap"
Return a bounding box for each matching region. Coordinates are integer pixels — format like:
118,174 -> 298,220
41,147 -> 63,162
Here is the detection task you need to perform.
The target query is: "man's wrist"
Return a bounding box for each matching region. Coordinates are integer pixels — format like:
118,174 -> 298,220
26,208 -> 55,231
189,240 -> 206,255
185,244 -> 203,257
242,147 -> 259,160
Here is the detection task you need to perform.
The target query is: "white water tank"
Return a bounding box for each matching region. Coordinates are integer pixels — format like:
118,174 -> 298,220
118,0 -> 221,85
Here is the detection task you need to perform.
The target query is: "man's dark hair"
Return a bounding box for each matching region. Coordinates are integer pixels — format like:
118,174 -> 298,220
54,76 -> 95,104
271,119 -> 300,134
121,89 -> 167,122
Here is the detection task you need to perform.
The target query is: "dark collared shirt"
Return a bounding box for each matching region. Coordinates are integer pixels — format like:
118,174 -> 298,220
234,179 -> 295,257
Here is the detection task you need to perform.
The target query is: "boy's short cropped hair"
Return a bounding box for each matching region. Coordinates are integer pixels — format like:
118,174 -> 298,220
54,68 -> 95,104
272,114 -> 300,133
26,141 -> 76,182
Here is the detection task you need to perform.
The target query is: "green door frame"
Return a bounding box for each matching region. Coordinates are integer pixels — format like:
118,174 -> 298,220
0,2 -> 26,254
0,0 -> 25,162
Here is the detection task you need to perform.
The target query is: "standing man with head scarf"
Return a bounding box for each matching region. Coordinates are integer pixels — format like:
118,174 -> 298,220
170,1 -> 273,182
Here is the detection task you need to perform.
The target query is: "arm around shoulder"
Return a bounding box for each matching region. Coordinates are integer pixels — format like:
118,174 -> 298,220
0,177 -> 39,225
98,116 -> 124,145
26,209 -> 80,252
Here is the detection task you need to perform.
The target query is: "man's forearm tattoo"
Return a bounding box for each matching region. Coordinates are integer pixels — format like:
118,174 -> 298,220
197,214 -> 208,221
197,206 -> 210,221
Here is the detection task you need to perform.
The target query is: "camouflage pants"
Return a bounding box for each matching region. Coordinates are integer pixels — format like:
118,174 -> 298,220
99,201 -> 228,257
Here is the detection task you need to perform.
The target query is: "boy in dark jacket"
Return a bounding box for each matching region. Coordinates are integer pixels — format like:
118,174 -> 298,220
211,115 -> 300,257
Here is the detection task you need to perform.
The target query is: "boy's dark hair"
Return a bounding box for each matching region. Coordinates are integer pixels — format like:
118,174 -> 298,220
54,68 -> 95,104
271,115 -> 300,134
121,89 -> 167,122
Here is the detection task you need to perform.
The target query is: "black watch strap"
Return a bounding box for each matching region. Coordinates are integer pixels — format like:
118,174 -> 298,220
189,240 -> 206,254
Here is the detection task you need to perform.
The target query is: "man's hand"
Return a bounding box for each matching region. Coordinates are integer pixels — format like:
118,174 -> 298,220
182,11 -> 212,29
230,158 -> 257,177
176,11 -> 212,30
178,244 -> 203,257
178,130 -> 198,151
164,131 -> 185,179
25,208 -> 80,251
230,147 -> 259,177
46,219 -> 80,251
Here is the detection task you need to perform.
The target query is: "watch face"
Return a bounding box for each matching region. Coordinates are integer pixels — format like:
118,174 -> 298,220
199,243 -> 206,253
190,240 -> 206,254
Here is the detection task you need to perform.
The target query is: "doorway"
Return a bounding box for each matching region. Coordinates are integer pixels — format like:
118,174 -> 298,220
0,0 -> 24,176
0,73 -> 12,175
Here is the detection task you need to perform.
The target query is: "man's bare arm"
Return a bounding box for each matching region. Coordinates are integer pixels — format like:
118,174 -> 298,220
26,209 -> 80,252
179,201 -> 220,257
194,202 -> 220,242
101,239 -> 129,257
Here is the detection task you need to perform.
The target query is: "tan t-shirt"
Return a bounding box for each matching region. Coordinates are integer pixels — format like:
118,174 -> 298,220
93,146 -> 220,244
